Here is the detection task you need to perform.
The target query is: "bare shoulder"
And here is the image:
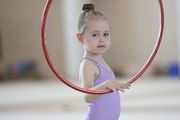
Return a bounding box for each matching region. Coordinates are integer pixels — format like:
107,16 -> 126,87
79,59 -> 99,76
79,59 -> 99,89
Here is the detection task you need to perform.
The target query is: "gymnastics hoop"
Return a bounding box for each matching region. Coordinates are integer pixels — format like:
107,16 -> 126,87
41,0 -> 164,94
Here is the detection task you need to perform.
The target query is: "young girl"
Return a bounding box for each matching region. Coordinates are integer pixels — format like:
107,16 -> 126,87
77,4 -> 130,120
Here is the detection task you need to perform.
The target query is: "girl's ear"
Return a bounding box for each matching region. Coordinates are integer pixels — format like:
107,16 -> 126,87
76,33 -> 84,44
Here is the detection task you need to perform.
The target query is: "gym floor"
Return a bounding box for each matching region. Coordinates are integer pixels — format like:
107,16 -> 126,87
0,77 -> 180,120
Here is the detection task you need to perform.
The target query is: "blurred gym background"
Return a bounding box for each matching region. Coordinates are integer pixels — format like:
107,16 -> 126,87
0,0 -> 179,120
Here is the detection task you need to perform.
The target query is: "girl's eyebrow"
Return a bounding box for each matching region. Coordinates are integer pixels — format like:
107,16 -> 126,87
92,31 -> 99,33
92,30 -> 110,33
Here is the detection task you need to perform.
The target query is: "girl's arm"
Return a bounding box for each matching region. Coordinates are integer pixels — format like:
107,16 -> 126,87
79,60 -> 104,103
79,60 -> 130,103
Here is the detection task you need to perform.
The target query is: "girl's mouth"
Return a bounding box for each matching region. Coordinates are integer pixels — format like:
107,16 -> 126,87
97,45 -> 105,48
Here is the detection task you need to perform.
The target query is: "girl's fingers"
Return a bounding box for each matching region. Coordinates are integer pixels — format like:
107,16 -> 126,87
112,88 -> 117,93
119,88 -> 125,92
124,86 -> 130,89
108,82 -> 131,92
120,85 -> 130,89
119,84 -> 130,91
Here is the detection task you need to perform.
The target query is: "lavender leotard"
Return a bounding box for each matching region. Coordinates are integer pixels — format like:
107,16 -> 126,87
81,57 -> 120,120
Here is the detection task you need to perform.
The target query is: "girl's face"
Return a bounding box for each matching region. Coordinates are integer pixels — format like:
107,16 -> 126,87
80,19 -> 111,56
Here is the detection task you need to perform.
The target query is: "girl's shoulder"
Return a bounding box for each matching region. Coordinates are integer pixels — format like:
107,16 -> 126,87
80,59 -> 98,72
79,58 -> 100,81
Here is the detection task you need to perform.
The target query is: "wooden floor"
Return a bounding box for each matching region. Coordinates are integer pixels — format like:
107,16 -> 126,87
0,77 -> 180,120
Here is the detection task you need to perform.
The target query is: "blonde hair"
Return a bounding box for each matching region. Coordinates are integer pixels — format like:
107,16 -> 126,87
77,4 -> 109,34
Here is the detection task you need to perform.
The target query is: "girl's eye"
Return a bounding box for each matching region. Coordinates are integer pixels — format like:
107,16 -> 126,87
92,34 -> 98,37
104,33 -> 109,37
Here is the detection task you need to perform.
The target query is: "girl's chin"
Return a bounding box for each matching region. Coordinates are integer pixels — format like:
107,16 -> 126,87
94,51 -> 106,55
85,49 -> 107,55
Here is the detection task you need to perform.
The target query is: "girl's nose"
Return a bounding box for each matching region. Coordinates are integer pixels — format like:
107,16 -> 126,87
99,37 -> 104,42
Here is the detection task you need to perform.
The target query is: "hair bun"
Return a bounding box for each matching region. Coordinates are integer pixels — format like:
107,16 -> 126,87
82,4 -> 94,11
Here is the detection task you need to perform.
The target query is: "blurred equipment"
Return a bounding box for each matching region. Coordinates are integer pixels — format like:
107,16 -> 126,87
0,60 -> 39,81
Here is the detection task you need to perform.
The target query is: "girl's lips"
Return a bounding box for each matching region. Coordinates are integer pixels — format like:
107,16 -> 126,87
97,45 -> 105,47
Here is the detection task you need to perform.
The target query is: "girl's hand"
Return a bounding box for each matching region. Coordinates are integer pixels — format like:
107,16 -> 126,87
105,80 -> 131,92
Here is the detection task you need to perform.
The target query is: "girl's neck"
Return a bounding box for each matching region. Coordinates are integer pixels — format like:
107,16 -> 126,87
83,53 -> 104,62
